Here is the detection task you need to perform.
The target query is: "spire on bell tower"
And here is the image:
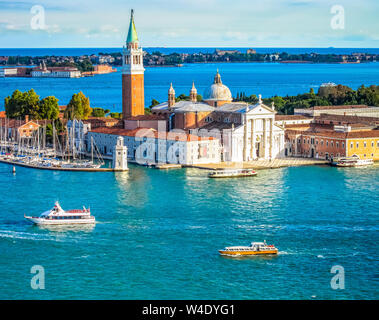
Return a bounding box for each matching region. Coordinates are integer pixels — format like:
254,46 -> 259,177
126,9 -> 139,47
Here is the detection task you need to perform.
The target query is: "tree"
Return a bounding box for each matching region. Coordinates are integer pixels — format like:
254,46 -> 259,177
64,91 -> 92,120
91,107 -> 106,117
175,94 -> 189,102
318,84 -> 353,105
110,112 -> 122,119
5,89 -> 40,119
39,96 -> 59,120
46,118 -> 65,142
149,99 -> 160,108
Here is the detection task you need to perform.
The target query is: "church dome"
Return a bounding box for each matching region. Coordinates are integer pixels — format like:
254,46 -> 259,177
203,70 -> 232,102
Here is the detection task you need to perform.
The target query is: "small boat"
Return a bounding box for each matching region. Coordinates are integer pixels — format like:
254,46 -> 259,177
208,168 -> 257,178
332,155 -> 374,167
219,241 -> 278,256
24,201 -> 95,225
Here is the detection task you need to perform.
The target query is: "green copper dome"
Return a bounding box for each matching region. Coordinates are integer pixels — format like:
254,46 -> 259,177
126,9 -> 139,43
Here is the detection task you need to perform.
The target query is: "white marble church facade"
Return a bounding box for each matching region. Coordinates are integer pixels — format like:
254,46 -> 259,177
195,97 -> 286,162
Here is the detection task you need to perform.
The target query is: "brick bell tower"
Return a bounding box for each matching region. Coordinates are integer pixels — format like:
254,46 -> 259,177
122,9 -> 145,120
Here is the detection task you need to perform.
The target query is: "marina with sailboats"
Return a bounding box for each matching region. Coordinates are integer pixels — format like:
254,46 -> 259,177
0,118 -> 126,171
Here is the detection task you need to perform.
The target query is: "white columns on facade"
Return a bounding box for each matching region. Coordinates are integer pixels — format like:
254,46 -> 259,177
250,119 -> 255,160
243,114 -> 248,161
263,119 -> 267,158
269,118 -> 273,160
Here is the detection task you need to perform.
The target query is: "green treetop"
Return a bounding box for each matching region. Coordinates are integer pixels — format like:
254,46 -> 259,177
4,89 -> 58,120
64,91 -> 92,120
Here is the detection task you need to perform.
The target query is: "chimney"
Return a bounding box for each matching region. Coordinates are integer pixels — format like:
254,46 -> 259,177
25,115 -> 29,122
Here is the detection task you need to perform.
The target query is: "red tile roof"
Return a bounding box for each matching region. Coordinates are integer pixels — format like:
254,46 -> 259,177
0,119 -> 41,128
316,113 -> 379,124
347,130 -> 379,138
89,127 -> 214,141
287,127 -> 379,139
86,117 -> 120,122
313,105 -> 368,110
284,123 -> 312,129
275,115 -> 312,120
125,115 -> 166,121
0,111 -> 6,118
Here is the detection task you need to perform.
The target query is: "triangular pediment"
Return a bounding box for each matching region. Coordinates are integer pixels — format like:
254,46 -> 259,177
246,103 -> 276,115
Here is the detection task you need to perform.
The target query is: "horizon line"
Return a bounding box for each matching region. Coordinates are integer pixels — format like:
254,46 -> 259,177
1,46 -> 379,49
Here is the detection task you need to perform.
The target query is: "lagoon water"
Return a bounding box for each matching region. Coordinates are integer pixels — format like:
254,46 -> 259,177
1,59 -> 379,111
0,163 -> 378,299
0,50 -> 378,299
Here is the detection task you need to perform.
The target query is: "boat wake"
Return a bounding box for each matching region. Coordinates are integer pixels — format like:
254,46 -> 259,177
0,229 -> 66,242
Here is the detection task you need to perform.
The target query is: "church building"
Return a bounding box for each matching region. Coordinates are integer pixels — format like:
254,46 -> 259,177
152,73 -> 286,161
88,9 -> 285,165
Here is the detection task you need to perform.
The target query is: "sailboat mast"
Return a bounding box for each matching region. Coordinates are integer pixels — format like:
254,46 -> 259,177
53,122 -> 56,158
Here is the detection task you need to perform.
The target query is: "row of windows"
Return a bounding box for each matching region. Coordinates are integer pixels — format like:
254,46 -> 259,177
299,138 -> 345,149
351,141 -> 379,149
297,138 -> 379,149
47,216 -> 84,220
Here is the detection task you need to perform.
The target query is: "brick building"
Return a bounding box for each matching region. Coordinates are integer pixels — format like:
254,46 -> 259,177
285,114 -> 379,160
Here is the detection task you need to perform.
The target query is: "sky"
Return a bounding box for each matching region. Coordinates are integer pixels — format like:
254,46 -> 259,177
0,0 -> 378,48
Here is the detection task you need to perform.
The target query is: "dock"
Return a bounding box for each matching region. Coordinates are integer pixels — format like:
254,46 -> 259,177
0,159 -> 128,172
154,163 -> 182,170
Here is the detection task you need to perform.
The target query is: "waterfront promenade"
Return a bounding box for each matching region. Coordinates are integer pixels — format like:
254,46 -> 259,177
189,157 -> 329,170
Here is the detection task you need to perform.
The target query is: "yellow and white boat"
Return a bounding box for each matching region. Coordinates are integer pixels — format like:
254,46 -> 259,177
219,241 -> 278,256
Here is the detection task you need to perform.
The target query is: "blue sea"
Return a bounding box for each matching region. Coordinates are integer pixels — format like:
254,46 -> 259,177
0,163 -> 378,299
0,48 -> 378,300
0,48 -> 379,111
1,47 -> 379,56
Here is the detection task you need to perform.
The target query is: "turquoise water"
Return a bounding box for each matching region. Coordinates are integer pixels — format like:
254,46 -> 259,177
1,62 -> 379,111
0,162 -> 378,299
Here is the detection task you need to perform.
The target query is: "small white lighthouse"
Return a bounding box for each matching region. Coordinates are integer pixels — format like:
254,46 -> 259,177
112,136 -> 128,171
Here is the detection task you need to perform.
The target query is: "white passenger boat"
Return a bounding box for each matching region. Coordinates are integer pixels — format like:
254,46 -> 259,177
332,155 -> 374,167
208,168 -> 257,178
24,202 -> 95,225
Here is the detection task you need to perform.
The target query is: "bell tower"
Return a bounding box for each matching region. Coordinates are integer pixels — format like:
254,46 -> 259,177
168,83 -> 176,109
122,9 -> 145,119
190,81 -> 197,102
